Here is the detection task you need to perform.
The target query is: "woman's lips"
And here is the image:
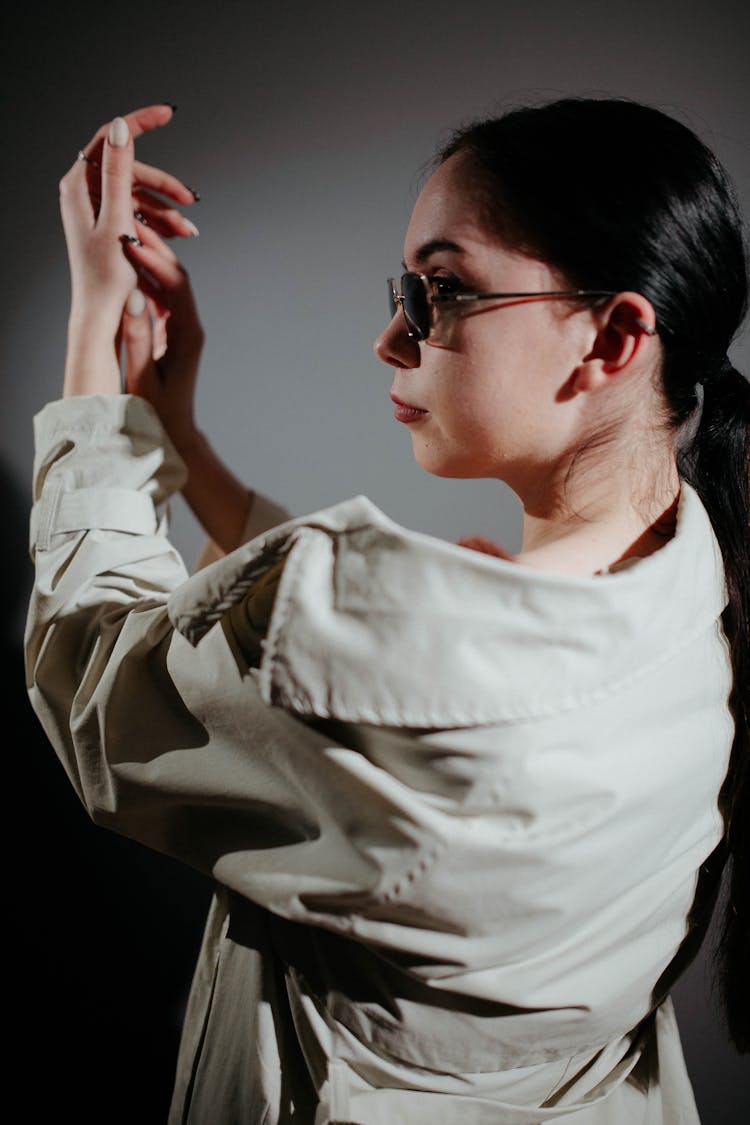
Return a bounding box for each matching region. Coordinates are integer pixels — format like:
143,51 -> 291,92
390,393 -> 429,424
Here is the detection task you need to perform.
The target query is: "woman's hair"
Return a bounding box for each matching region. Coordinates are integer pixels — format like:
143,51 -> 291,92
438,96 -> 750,1052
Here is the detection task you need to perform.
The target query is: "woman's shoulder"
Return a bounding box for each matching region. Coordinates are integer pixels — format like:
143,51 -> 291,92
166,481 -> 727,731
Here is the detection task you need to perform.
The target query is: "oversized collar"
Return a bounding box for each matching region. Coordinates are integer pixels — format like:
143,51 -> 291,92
168,480 -> 728,728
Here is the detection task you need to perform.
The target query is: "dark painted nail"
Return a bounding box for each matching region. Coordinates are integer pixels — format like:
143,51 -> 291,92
166,103 -> 177,112
187,186 -> 201,202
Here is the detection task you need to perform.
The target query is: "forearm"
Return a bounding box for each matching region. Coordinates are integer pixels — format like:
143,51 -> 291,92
63,311 -> 124,397
172,427 -> 254,554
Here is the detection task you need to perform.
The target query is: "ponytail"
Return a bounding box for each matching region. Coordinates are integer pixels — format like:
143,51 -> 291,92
679,363 -> 750,1052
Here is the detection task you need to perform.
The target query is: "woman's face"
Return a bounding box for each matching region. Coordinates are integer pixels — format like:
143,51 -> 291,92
373,152 -> 600,490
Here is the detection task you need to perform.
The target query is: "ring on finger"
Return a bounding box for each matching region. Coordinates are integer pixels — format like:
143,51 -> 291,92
77,149 -> 100,168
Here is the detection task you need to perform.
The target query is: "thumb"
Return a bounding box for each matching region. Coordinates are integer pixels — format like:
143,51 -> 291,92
122,289 -> 157,395
98,115 -> 134,232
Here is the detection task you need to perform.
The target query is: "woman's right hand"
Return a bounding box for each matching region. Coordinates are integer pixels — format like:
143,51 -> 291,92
118,209 -> 205,457
118,226 -> 260,557
457,536 -> 516,561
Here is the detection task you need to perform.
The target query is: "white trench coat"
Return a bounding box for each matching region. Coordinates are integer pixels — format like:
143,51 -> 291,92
25,395 -> 734,1124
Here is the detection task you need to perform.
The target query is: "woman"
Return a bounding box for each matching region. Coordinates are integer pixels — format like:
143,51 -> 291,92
25,98 -> 748,1123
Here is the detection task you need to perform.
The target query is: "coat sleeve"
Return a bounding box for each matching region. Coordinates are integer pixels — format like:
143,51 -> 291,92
24,394 -> 444,944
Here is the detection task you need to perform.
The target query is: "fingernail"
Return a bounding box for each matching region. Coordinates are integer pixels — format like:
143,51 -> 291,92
127,289 -> 146,316
165,103 -> 177,112
120,233 -> 143,246
187,186 -> 201,202
182,218 -> 200,237
109,116 -> 130,147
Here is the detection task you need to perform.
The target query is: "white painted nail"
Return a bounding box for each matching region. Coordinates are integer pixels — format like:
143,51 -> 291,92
183,218 -> 200,237
109,116 -> 130,147
127,288 -> 146,316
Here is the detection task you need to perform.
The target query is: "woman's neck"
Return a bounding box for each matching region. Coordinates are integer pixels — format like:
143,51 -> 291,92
512,475 -> 681,577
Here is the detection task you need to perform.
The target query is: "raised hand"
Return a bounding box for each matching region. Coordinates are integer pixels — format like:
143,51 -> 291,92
119,216 -> 204,455
75,104 -> 198,239
59,105 -> 198,396
59,106 -> 252,554
120,222 -> 254,555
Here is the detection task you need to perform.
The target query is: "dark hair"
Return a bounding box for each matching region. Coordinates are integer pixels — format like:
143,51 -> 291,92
438,96 -> 750,1052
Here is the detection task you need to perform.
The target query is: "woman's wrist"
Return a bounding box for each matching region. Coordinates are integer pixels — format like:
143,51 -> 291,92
63,322 -> 123,397
157,415 -> 201,461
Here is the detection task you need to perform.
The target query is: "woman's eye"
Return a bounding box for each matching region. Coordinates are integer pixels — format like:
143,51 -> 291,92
429,275 -> 463,297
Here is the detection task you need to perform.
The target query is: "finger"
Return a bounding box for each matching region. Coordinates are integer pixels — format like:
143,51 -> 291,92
122,288 -> 158,394
150,299 -> 169,362
133,223 -> 184,303
134,219 -> 181,263
134,221 -> 188,279
88,180 -> 199,240
98,116 -> 136,233
122,242 -> 202,361
133,195 -> 200,240
132,160 -> 199,207
78,103 -> 176,166
87,190 -> 198,240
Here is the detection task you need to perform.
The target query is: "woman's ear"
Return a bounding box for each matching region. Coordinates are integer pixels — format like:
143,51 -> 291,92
577,292 -> 658,386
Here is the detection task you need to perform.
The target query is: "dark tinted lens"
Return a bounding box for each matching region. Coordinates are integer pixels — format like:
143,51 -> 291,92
401,273 -> 429,339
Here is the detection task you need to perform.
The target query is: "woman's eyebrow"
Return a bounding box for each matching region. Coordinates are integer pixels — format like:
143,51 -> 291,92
402,238 -> 464,270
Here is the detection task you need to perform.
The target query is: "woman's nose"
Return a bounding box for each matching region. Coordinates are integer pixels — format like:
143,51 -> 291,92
373,310 -> 421,370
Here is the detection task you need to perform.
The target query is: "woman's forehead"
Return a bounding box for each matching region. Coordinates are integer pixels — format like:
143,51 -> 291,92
404,153 -> 493,265
404,152 -> 541,276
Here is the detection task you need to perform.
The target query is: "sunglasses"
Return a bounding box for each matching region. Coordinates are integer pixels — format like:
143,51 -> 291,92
387,272 -> 618,342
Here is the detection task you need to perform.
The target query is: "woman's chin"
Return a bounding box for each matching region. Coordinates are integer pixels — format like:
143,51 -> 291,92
413,451 -> 482,480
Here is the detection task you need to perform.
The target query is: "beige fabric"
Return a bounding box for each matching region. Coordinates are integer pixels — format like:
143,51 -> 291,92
25,394 -> 734,1124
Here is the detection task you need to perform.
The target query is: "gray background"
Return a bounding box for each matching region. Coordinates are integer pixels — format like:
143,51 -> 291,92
3,1 -> 748,1120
